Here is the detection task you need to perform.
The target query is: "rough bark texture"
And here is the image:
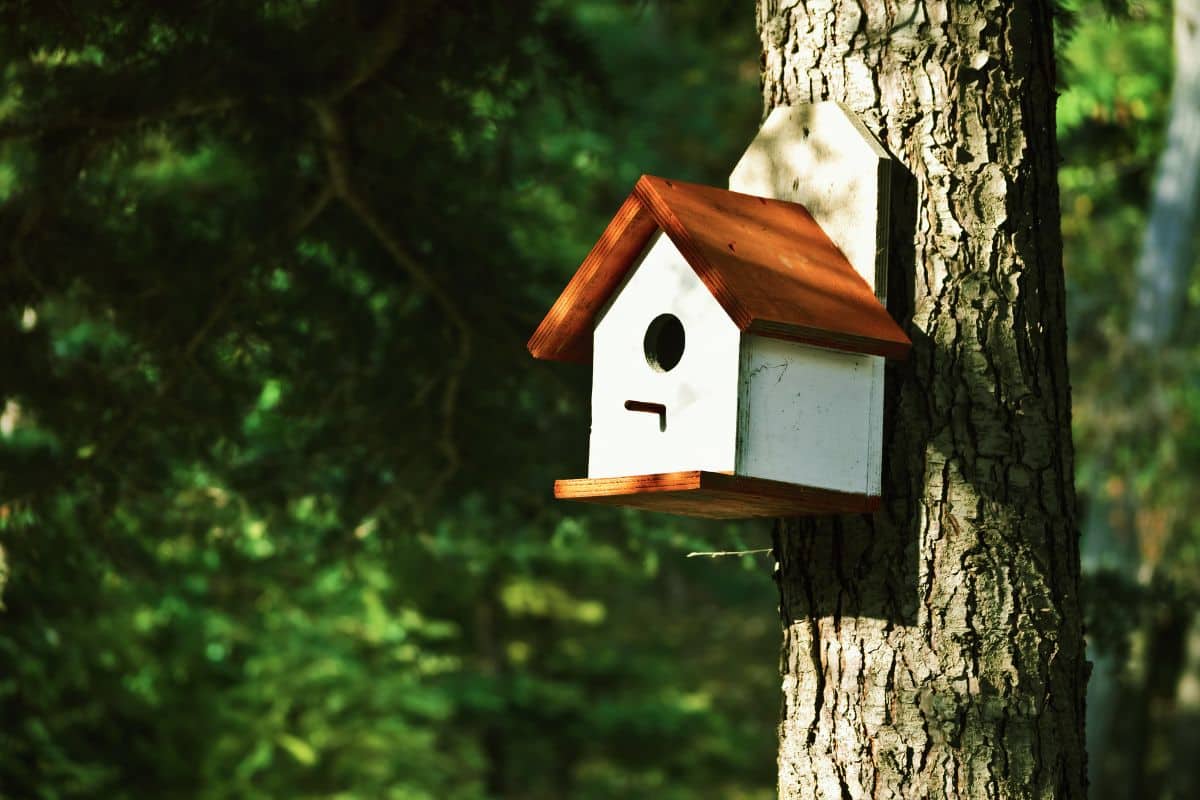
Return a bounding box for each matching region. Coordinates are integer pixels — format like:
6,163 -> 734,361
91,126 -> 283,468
759,2 -> 1087,798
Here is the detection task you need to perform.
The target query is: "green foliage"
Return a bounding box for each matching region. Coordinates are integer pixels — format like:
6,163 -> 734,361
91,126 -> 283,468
0,2 -> 771,798
1060,0 -> 1200,597
1060,10 -> 1200,794
5,0 -> 1193,796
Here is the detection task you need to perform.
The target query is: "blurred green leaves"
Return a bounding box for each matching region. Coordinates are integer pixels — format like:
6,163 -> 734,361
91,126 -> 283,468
0,2 -> 771,798
1061,0 -> 1200,596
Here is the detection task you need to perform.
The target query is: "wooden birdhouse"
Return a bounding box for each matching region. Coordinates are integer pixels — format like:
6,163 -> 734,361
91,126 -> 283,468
528,103 -> 910,518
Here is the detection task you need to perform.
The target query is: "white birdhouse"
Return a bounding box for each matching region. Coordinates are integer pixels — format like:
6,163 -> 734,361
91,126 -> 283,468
528,104 -> 910,518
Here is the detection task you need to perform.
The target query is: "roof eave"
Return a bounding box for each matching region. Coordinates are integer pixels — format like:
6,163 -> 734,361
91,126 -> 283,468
526,190 -> 657,363
745,318 -> 912,361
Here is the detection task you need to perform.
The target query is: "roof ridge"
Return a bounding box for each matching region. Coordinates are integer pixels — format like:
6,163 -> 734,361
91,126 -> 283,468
633,175 -> 753,331
528,176 -> 911,363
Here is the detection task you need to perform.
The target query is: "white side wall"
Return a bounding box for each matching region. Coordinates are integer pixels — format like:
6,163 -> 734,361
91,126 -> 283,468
588,233 -> 740,478
736,335 -> 884,496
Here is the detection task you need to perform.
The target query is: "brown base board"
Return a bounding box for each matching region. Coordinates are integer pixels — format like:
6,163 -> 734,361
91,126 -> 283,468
554,471 -> 880,519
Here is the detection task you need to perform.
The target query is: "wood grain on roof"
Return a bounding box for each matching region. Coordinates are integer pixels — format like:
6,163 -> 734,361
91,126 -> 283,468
528,175 -> 911,362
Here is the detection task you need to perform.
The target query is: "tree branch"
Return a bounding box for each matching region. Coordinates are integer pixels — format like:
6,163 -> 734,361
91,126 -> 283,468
0,1 -> 435,142
309,99 -> 472,506
329,0 -> 438,100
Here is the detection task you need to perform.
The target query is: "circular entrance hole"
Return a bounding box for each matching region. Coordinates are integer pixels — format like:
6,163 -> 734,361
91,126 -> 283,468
643,313 -> 685,372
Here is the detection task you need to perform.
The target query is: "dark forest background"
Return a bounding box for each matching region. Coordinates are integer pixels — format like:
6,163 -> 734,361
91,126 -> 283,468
0,1 -> 1196,798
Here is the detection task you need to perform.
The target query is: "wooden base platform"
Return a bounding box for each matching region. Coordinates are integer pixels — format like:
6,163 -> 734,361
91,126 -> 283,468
553,471 -> 880,519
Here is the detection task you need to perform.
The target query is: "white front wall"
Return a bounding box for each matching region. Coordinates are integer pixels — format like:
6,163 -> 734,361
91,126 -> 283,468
736,335 -> 884,496
588,233 -> 740,478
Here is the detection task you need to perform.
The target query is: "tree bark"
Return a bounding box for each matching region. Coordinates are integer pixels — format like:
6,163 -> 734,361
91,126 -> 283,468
758,2 -> 1087,798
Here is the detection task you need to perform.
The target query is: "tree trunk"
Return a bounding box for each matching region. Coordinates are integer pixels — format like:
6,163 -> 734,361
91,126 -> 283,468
1134,604 -> 1190,800
1166,613 -> 1200,800
1086,1 -> 1200,793
1080,483 -> 1137,800
1129,0 -> 1200,347
757,2 -> 1088,797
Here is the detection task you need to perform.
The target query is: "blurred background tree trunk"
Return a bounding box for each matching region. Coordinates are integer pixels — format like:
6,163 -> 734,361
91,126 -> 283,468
757,1 -> 1087,796
1087,1 -> 1200,797
1130,0 -> 1200,347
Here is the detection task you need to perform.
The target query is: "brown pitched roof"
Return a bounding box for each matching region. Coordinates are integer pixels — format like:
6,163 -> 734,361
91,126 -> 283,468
527,175 -> 911,362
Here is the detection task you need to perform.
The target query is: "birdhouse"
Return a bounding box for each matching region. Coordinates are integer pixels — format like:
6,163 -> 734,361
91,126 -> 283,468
528,104 -> 910,518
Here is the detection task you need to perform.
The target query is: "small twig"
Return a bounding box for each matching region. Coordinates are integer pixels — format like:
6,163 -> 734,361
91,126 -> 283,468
8,138 -> 100,298
92,183 -> 333,462
0,96 -> 240,142
686,548 -> 774,559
